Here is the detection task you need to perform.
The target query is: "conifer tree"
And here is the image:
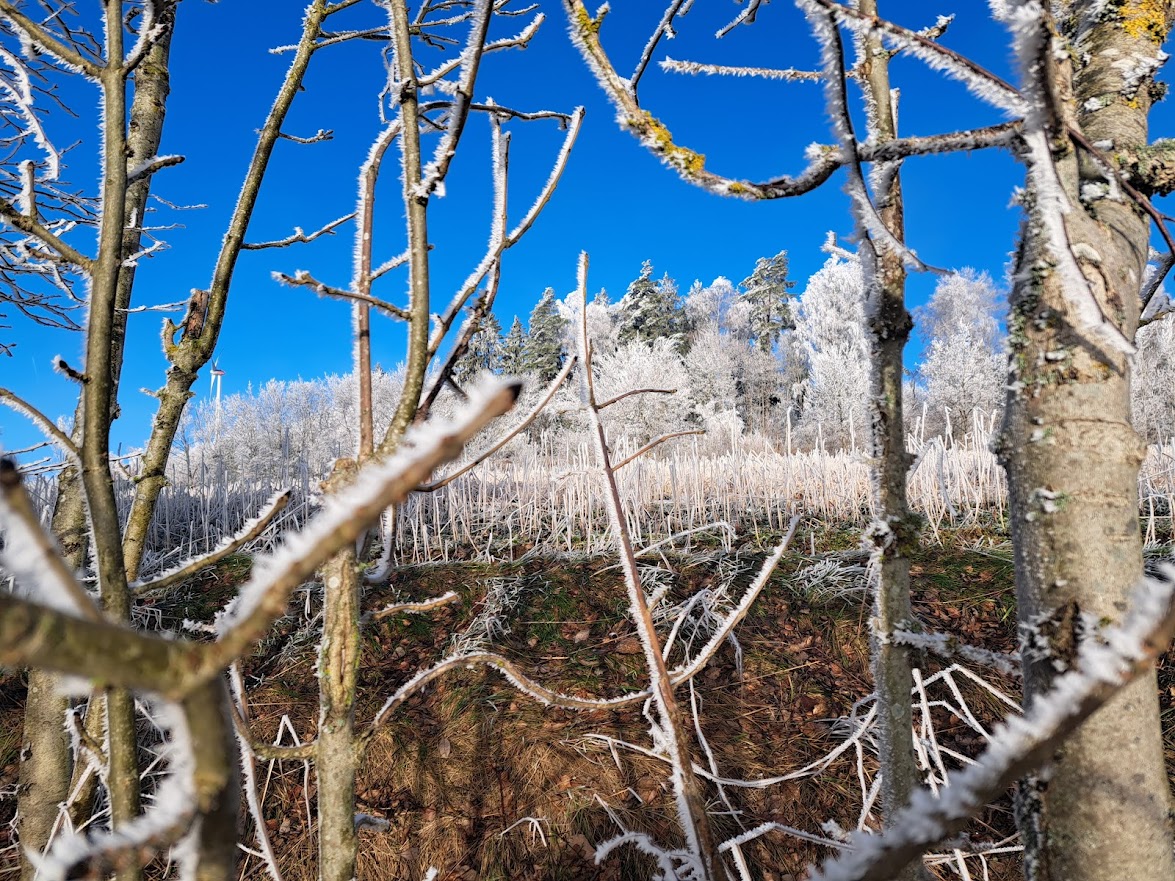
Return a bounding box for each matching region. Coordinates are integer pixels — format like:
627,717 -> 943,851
616,260 -> 691,350
501,316 -> 527,375
453,311 -> 503,384
521,288 -> 568,381
740,250 -> 797,353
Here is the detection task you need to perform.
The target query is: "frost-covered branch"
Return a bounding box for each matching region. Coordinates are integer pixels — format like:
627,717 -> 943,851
243,213 -> 355,250
0,388 -> 80,459
0,197 -> 93,269
126,153 -> 184,184
0,459 -> 100,621
367,590 -> 459,621
661,57 -> 824,81
0,2 -> 103,77
364,649 -> 651,736
132,490 -> 292,594
273,269 -> 410,319
418,355 -> 578,491
806,573 -> 1175,881
893,626 -> 1021,677
612,430 -> 705,471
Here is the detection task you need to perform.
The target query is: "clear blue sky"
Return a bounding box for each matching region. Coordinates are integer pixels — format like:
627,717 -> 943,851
1,1 -> 1170,454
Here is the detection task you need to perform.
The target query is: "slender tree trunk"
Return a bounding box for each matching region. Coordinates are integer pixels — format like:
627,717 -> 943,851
854,9 -> 924,877
316,526 -> 362,881
999,5 -> 1175,879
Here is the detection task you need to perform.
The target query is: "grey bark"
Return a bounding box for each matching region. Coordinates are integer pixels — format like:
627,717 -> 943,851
855,8 -> 925,880
999,5 -> 1175,879
316,535 -> 362,881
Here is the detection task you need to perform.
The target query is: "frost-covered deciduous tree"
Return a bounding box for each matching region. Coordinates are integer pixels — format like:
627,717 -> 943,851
592,337 -> 693,442
791,255 -> 870,450
916,270 -> 1006,438
683,324 -> 740,415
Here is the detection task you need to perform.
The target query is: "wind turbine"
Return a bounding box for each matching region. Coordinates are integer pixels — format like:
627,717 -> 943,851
210,360 -> 225,440
210,360 -> 225,406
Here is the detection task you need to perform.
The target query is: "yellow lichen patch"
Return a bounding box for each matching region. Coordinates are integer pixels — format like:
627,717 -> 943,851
631,111 -> 706,177
1121,0 -> 1169,43
571,3 -> 603,36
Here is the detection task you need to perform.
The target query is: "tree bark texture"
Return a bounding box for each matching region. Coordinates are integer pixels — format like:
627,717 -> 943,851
856,11 -> 924,880
316,466 -> 362,881
1000,4 -> 1175,879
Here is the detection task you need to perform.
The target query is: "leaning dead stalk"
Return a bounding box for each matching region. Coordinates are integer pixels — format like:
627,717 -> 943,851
574,253 -> 725,881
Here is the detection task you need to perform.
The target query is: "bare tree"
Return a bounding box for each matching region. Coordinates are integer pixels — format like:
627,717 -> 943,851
562,0 -> 1175,878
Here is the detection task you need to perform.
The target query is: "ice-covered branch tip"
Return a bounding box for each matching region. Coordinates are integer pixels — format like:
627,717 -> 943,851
243,213 -> 354,250
806,572 -> 1175,881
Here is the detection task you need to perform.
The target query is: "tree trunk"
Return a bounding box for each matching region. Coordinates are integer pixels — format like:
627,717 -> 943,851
316,519 -> 362,881
856,10 -> 924,880
1000,5 -> 1175,879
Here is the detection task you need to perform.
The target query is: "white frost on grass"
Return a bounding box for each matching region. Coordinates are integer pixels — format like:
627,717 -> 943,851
213,378 -> 518,640
807,571 -> 1175,881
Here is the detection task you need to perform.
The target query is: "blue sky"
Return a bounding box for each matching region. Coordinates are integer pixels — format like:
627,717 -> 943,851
1,1 -> 1169,453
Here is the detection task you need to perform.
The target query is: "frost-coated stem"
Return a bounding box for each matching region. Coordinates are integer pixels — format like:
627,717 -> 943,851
381,1 -> 433,453
853,5 -> 924,878
121,0 -> 331,579
317,514 -> 361,881
77,8 -> 144,875
353,124 -> 399,461
574,254 -> 725,881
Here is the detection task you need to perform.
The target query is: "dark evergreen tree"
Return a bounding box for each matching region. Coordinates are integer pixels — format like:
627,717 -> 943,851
740,250 -> 797,352
453,310 -> 503,384
616,260 -> 691,351
501,316 -> 527,375
521,288 -> 568,381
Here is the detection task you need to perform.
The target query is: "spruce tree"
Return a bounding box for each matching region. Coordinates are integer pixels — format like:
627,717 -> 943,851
521,288 -> 568,381
740,250 -> 797,352
453,310 -> 503,384
501,316 -> 527,375
616,260 -> 690,351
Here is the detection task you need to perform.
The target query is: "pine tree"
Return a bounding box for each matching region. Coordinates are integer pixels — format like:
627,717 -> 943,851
453,310 -> 503,384
740,250 -> 797,352
521,288 -> 568,381
616,260 -> 690,350
501,316 -> 527,375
